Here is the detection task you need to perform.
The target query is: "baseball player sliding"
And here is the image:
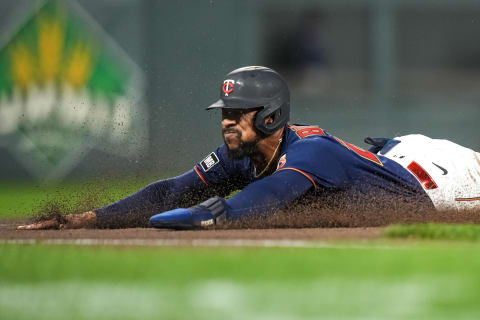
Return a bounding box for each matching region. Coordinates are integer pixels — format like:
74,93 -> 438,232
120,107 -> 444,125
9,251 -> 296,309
18,66 -> 480,230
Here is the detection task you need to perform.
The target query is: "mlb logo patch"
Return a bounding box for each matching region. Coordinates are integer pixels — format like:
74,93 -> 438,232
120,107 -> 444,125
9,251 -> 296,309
200,152 -> 220,172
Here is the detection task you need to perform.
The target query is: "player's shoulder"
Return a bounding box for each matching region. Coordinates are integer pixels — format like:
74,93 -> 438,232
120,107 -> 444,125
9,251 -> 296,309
276,124 -> 350,181
284,123 -> 337,152
286,124 -> 329,139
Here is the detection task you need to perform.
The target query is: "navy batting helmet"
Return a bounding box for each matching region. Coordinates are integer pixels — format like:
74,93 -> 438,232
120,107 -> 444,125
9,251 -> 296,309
207,66 -> 290,135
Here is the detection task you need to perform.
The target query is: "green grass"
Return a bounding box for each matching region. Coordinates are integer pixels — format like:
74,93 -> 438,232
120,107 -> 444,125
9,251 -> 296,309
385,223 -> 480,241
0,178 -> 154,218
2,244 -> 480,320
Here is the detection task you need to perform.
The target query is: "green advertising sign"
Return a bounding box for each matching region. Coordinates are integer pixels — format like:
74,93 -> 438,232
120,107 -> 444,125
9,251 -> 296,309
0,0 -> 147,181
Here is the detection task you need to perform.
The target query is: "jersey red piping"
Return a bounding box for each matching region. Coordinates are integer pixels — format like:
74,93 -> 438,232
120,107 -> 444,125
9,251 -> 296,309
276,167 -> 317,190
194,166 -> 208,185
455,197 -> 480,202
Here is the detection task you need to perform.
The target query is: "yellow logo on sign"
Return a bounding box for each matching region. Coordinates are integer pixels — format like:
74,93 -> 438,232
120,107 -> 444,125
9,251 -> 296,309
0,0 -> 146,182
9,11 -> 94,92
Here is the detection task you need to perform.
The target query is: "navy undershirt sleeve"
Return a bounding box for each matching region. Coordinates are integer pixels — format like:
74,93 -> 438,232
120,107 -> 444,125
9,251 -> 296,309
95,169 -> 210,228
225,169 -> 315,220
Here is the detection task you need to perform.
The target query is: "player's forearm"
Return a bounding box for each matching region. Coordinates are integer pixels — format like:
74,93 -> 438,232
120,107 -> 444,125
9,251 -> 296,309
225,169 -> 314,220
65,211 -> 97,228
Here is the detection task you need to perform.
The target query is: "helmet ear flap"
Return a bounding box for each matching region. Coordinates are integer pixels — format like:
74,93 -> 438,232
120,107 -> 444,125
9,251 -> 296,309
254,106 -> 284,135
253,108 -> 267,134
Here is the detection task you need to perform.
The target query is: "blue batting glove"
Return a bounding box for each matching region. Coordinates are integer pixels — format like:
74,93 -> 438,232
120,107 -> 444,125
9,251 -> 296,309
149,197 -> 227,230
149,207 -> 214,229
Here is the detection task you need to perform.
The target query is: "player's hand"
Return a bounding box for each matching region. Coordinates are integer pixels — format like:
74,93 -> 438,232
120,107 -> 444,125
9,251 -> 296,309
16,218 -> 60,230
16,211 -> 97,230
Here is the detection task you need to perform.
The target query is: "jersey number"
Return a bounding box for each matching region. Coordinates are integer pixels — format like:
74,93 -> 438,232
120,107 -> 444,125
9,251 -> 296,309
289,124 -> 382,166
333,136 -> 383,166
289,125 -> 325,139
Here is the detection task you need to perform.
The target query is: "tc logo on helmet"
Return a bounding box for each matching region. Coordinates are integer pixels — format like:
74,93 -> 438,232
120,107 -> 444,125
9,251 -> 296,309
222,79 -> 235,96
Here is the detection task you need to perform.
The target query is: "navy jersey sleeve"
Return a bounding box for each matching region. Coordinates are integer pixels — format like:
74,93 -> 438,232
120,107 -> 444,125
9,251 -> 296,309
95,169 -> 211,228
225,167 -> 316,220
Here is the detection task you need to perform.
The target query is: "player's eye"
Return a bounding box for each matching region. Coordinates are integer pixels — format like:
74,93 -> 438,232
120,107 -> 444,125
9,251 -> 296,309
222,107 -> 261,121
222,109 -> 243,121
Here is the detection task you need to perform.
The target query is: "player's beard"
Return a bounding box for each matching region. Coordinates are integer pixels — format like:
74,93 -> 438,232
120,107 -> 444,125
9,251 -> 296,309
223,128 -> 260,159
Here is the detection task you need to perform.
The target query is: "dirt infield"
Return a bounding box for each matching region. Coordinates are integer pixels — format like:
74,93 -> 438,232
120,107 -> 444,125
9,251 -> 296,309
0,218 -> 382,243
2,207 -> 480,245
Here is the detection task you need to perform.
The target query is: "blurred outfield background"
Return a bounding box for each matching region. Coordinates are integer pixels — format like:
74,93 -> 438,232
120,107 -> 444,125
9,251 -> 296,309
1,0 -> 480,184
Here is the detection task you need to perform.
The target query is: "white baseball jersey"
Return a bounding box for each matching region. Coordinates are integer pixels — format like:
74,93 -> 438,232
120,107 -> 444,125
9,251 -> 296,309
381,134 -> 480,210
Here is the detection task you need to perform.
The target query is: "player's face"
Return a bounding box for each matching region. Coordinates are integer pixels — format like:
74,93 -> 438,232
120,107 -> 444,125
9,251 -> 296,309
221,108 -> 261,158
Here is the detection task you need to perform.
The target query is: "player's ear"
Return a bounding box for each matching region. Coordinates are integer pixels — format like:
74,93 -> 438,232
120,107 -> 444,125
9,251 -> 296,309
264,116 -> 274,125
